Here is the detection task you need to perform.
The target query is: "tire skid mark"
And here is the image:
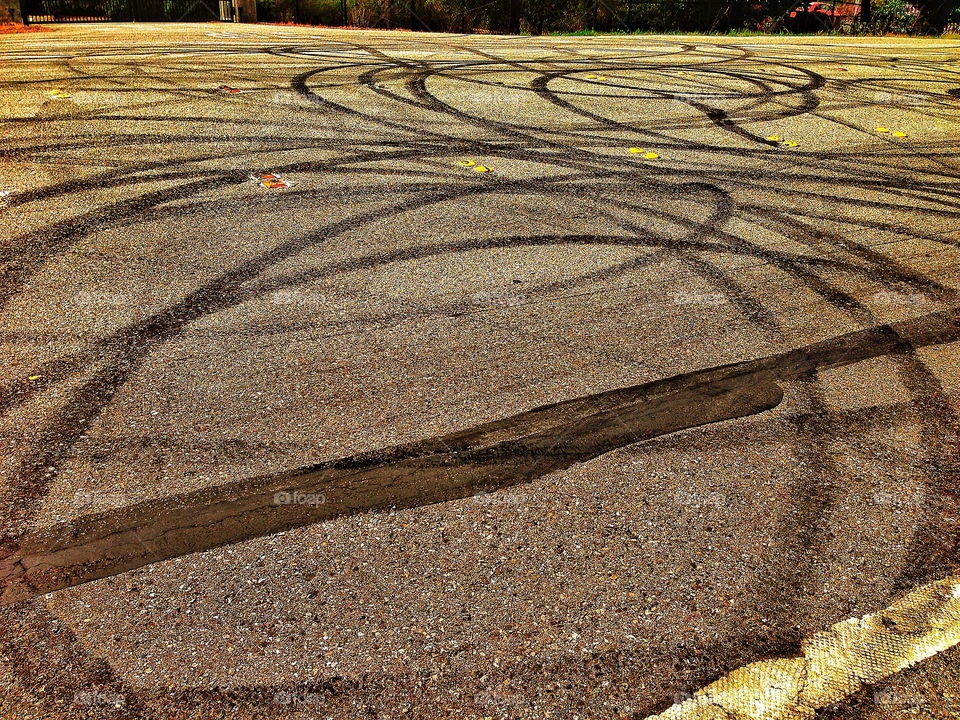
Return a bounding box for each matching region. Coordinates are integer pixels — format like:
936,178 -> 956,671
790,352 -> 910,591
3,308 -> 959,604
888,353 -> 960,596
2,33 -> 960,716
740,209 -> 960,654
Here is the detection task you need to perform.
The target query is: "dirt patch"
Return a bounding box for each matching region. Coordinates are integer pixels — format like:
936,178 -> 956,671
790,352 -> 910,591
0,22 -> 53,33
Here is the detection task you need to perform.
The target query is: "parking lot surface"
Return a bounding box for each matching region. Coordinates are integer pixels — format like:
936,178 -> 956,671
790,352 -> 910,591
1,24 -> 959,719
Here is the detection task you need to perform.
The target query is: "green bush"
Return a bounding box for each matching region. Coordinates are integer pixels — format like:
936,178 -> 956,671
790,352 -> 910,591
867,0 -> 916,32
253,0 -> 950,34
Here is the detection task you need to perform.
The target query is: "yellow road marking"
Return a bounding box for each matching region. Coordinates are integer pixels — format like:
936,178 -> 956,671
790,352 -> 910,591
646,572 -> 960,720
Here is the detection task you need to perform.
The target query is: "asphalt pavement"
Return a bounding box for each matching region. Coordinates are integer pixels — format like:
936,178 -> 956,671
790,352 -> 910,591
0,23 -> 959,719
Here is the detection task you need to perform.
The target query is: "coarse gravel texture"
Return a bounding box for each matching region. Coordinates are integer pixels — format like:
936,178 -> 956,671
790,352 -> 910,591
1,23 -> 959,719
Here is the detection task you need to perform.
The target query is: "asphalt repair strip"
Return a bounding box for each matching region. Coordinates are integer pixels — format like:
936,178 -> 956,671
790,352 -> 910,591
645,571 -> 960,720
1,306 -> 957,605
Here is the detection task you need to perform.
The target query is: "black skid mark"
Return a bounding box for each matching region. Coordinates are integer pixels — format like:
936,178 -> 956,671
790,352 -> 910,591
5,308 -> 960,604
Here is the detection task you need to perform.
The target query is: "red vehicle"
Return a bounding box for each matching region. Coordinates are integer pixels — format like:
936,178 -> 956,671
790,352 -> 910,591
788,1 -> 862,30
786,0 -> 919,30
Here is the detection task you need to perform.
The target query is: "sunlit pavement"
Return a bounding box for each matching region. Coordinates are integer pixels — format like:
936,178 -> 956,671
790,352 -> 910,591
1,24 -> 959,719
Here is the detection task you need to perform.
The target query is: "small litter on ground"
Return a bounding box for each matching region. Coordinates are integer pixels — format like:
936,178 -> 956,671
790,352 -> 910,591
250,172 -> 294,189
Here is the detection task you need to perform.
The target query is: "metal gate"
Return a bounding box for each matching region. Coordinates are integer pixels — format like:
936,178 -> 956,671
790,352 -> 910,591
21,0 -> 226,22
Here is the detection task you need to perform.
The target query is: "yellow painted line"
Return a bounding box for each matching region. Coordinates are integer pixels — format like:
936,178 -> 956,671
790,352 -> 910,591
646,572 -> 960,720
